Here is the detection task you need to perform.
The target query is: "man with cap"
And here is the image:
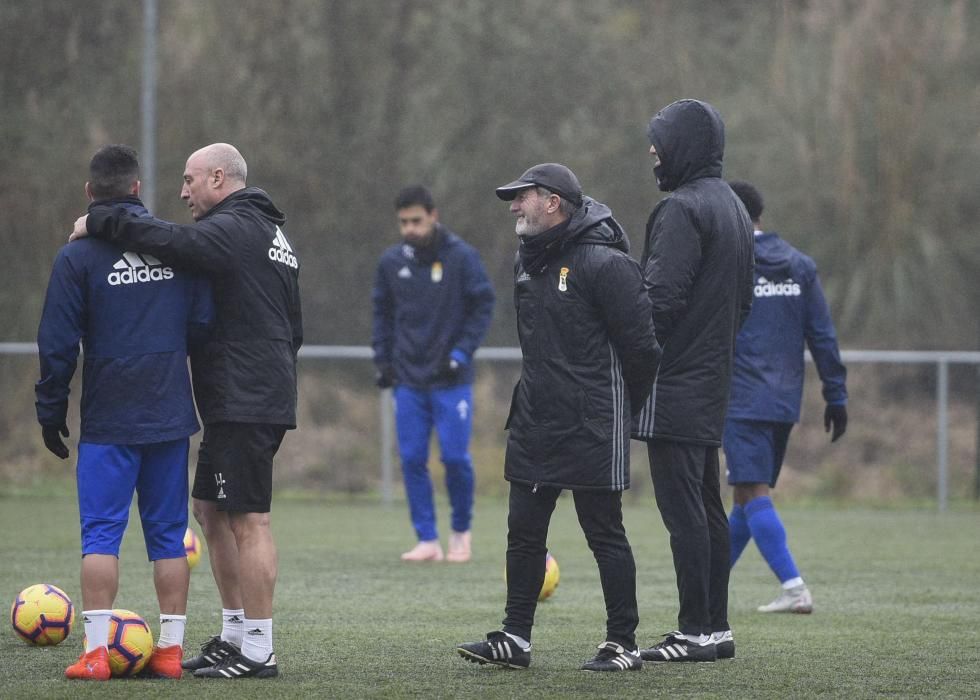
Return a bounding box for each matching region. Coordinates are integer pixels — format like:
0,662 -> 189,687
632,100 -> 754,663
456,164 -> 661,672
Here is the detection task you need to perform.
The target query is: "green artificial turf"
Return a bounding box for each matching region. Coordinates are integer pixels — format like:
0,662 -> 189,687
1,492 -> 978,698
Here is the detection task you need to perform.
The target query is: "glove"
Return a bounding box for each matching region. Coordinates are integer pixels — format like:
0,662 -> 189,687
375,364 -> 395,389
442,357 -> 462,383
824,404 -> 847,443
42,423 -> 70,459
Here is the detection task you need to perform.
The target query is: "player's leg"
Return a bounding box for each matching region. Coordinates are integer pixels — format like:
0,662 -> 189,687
136,438 -> 191,678
642,440 -> 716,662
723,418 -> 752,567
68,442 -> 138,680
432,383 -> 475,562
194,423 -> 284,679
573,489 -> 642,672
458,482 -> 557,668
183,426 -> 245,670
394,385 -> 441,560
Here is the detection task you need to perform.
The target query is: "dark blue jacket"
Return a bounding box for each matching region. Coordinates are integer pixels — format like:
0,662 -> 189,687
727,232 -> 847,423
372,224 -> 495,389
36,197 -> 214,445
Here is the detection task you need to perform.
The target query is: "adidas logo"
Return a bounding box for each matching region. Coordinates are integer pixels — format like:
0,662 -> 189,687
517,272 -> 531,283
755,276 -> 801,297
107,251 -> 174,286
268,226 -> 298,268
398,266 -> 412,279
247,628 -> 264,636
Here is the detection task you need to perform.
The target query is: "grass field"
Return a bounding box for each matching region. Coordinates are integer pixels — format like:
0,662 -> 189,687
1,492 -> 979,698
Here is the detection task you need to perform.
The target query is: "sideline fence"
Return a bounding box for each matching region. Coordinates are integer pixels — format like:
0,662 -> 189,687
3,343 -> 978,511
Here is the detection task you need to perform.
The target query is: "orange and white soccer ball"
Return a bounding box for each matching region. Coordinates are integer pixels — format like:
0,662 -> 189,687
106,609 -> 154,677
504,552 -> 561,601
184,527 -> 203,570
10,583 -> 75,645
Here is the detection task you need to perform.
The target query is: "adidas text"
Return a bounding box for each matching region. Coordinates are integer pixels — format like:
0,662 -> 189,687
108,266 -> 174,286
755,276 -> 801,297
268,246 -> 298,268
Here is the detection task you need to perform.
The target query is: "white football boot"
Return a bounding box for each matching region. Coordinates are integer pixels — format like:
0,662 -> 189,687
758,584 -> 813,614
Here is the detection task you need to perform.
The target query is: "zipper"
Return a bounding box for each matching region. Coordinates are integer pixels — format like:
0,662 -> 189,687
532,483 -> 539,494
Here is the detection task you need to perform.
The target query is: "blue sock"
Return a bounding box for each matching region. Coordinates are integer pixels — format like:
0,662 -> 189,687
744,496 -> 800,584
729,504 -> 751,568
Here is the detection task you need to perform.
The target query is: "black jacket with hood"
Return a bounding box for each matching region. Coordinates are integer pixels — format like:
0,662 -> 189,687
86,187 -> 303,428
505,198 -> 661,491
632,99 -> 754,445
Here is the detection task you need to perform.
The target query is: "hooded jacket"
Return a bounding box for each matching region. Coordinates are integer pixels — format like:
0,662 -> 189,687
633,99 -> 755,445
505,198 -> 661,491
728,232 -> 847,422
36,197 -> 213,444
85,187 -> 303,428
372,224 -> 495,389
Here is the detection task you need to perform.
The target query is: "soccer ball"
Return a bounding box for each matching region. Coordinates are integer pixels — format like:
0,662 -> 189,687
184,527 -> 203,569
540,553 -> 560,601
10,583 -> 75,645
106,610 -> 154,677
504,552 -> 561,602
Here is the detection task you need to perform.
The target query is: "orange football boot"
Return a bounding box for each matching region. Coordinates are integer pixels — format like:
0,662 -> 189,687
144,645 -> 184,679
65,646 -> 111,681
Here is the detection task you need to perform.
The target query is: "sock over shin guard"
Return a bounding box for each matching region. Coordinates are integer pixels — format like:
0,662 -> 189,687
745,496 -> 800,584
729,503 -> 751,567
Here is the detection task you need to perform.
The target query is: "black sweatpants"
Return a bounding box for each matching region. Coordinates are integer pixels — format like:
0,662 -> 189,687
648,440 -> 730,636
501,481 -> 639,649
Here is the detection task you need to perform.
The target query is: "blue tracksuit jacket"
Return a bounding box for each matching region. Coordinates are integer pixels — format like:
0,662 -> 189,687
727,232 -> 847,423
372,224 -> 495,389
35,197 -> 214,444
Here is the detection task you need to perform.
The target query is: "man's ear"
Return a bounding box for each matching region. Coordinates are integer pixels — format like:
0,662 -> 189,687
431,207 -> 439,223
132,179 -> 141,196
211,168 -> 225,188
84,181 -> 94,202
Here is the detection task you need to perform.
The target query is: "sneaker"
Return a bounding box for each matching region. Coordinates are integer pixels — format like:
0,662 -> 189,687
581,641 -> 643,672
142,644 -> 183,679
456,631 -> 530,669
640,632 -> 717,662
181,635 -> 240,670
193,650 -> 279,679
758,584 -> 813,614
711,630 -> 735,659
401,540 -> 444,562
446,531 -> 472,563
65,646 -> 111,681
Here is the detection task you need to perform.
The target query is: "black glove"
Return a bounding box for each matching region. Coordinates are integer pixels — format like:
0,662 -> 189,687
442,357 -> 462,383
42,423 -> 70,459
824,404 -> 847,443
375,364 -> 395,389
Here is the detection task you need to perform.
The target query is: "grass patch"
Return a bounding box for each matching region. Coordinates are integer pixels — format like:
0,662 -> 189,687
1,493 -> 979,698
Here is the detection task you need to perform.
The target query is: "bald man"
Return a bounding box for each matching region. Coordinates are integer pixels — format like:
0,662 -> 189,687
73,143 -> 303,679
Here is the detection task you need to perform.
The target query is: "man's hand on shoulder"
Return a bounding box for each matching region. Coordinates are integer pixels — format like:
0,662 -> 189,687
68,214 -> 89,242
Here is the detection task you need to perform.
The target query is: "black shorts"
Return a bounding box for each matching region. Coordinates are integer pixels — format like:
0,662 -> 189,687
192,423 -> 287,513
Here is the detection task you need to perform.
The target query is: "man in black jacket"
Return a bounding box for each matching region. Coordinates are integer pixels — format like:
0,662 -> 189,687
71,143 -> 301,679
457,164 -> 661,672
633,101 -> 754,663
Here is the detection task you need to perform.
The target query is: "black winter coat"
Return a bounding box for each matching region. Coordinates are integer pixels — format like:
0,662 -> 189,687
86,187 -> 303,428
505,199 -> 661,491
632,99 -> 754,445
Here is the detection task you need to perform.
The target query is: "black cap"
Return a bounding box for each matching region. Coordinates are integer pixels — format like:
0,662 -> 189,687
495,163 -> 583,206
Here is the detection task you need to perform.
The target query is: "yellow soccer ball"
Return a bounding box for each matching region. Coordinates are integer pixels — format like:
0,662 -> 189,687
504,552 -> 561,602
106,609 -> 154,677
184,527 -> 203,570
10,583 -> 75,646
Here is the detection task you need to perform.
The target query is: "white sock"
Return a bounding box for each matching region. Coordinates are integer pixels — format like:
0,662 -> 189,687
221,608 -> 245,648
681,633 -> 710,644
82,609 -> 112,652
782,577 -> 805,590
158,614 -> 186,648
240,618 -> 273,663
504,632 -> 531,651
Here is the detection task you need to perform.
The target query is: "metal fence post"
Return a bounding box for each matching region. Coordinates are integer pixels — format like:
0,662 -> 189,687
379,388 -> 394,506
937,359 -> 949,512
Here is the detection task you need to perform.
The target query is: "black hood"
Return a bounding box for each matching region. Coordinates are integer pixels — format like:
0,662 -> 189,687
201,186 -> 286,225
647,99 -> 725,192
567,196 -> 630,254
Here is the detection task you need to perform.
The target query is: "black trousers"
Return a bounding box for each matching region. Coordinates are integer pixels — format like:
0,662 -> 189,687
502,481 -> 638,649
648,440 -> 730,636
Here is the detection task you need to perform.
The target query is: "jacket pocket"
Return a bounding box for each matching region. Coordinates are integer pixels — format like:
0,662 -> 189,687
504,382 -> 520,430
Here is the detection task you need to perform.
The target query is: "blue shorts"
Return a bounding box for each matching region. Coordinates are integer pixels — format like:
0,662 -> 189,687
77,439 -> 189,561
722,419 -> 794,487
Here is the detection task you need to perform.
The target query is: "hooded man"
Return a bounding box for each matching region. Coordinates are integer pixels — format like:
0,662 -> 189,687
457,163 -> 661,672
633,100 -> 755,662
